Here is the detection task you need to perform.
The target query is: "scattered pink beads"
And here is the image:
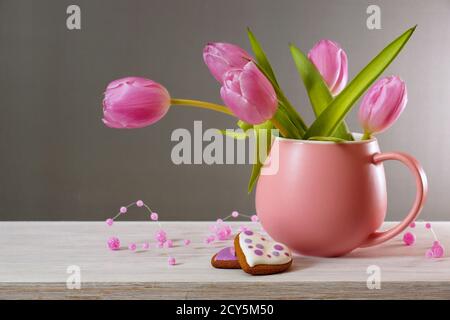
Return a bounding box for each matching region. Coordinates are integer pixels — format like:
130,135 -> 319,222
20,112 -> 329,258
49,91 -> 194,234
168,257 -> 176,266
402,232 -> 415,246
107,237 -> 121,250
150,212 -> 159,221
106,202 -> 263,269
404,221 -> 445,259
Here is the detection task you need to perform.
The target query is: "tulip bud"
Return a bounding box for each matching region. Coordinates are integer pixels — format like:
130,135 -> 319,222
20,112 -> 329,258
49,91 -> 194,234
102,77 -> 170,129
220,61 -> 277,125
203,42 -> 252,83
308,40 -> 348,95
358,76 -> 407,137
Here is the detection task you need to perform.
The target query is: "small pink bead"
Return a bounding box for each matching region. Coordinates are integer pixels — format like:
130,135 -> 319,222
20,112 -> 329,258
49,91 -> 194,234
128,243 -> 137,251
204,236 -> 215,244
105,218 -> 114,226
120,206 -> 127,214
136,200 -> 144,207
432,244 -> 444,258
425,249 -> 434,259
155,229 -> 167,243
402,232 -> 416,246
409,222 -> 416,228
168,257 -> 176,266
231,211 -> 239,218
142,242 -> 150,250
150,212 -> 159,221
251,215 -> 259,222
425,222 -> 431,229
107,237 -> 120,250
183,239 -> 191,246
157,242 -> 164,248
166,240 -> 174,248
216,218 -> 223,223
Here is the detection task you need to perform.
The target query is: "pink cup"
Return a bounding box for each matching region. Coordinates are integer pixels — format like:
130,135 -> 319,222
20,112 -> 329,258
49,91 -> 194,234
255,134 -> 427,257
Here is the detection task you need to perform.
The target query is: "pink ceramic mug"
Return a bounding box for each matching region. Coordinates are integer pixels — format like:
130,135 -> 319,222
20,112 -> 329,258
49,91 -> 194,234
255,134 -> 428,257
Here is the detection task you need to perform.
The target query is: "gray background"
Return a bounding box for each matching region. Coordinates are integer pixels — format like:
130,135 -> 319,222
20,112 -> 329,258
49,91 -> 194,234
0,0 -> 449,221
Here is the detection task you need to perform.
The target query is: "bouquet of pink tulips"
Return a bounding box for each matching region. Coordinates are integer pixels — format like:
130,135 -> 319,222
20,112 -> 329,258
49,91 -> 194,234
102,26 -> 415,191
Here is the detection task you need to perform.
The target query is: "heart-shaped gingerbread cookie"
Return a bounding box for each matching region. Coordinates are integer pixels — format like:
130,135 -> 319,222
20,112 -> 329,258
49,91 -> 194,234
234,230 -> 292,275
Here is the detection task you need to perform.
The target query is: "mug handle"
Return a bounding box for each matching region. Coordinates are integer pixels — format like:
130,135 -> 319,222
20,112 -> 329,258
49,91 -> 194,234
360,152 -> 428,248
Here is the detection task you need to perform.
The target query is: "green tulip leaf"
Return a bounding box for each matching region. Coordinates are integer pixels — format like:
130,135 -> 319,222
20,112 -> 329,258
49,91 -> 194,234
272,107 -> 301,139
247,28 -> 279,86
247,28 -> 308,135
304,26 -> 416,139
248,120 -> 273,193
289,44 -> 353,141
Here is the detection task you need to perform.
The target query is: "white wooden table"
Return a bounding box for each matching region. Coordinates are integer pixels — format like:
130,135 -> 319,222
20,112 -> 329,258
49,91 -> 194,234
0,221 -> 449,299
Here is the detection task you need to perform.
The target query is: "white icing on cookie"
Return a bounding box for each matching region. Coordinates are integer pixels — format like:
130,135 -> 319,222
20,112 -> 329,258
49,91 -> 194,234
238,230 -> 292,267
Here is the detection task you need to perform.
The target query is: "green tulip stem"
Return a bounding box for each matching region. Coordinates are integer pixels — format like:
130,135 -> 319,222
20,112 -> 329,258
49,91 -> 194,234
270,117 -> 289,138
171,99 -> 234,116
362,131 -> 372,140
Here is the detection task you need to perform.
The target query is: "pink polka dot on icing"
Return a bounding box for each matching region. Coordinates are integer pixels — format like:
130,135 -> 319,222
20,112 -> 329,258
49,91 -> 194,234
272,251 -> 280,256
244,230 -> 253,236
244,239 -> 252,244
284,252 -> 290,257
256,244 -> 264,249
274,244 -> 284,251
254,249 -> 263,256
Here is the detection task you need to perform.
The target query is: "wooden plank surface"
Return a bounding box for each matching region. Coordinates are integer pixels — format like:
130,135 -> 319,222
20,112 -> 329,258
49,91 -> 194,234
0,221 -> 449,299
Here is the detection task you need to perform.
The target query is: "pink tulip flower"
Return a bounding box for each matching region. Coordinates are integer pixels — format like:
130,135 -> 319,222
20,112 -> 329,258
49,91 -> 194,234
308,40 -> 348,95
203,42 -> 252,83
220,61 -> 277,125
102,77 -> 170,129
358,76 -> 407,137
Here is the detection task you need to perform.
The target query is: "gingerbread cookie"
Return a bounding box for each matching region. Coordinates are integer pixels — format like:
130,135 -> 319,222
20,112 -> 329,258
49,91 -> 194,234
234,230 -> 292,275
211,246 -> 241,269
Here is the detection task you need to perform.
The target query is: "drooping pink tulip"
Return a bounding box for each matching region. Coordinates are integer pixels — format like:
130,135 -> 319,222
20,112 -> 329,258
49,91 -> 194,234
358,76 -> 407,135
102,77 -> 170,129
308,40 -> 348,95
203,42 -> 252,83
220,61 -> 277,125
